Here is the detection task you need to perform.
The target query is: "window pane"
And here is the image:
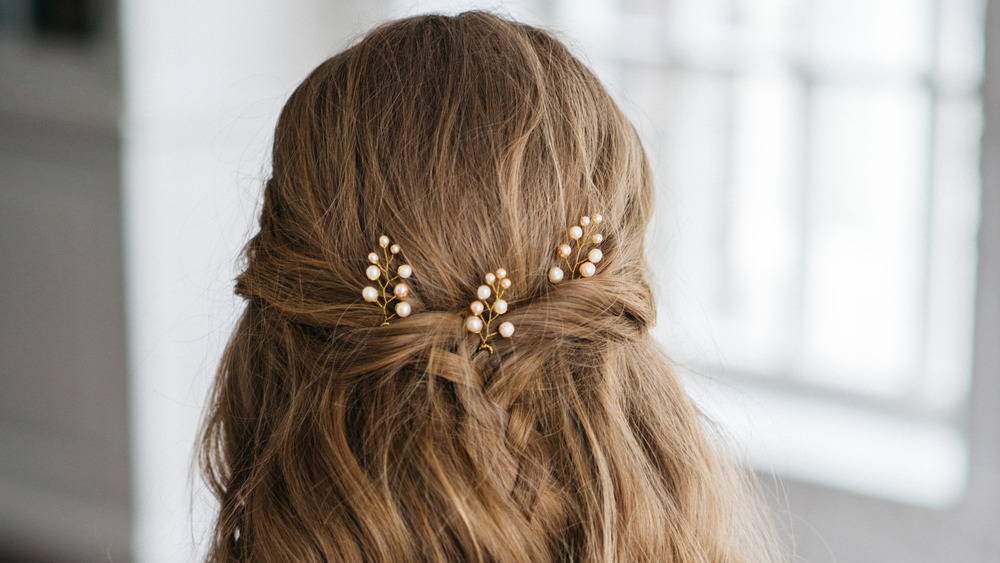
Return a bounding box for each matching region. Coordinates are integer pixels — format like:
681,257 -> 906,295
923,96 -> 981,409
648,70 -> 735,364
722,72 -> 803,372
809,0 -> 934,72
801,83 -> 930,396
937,0 -> 987,86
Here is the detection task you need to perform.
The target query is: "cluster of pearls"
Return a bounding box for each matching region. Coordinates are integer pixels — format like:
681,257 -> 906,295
361,235 -> 414,325
466,268 -> 514,353
548,214 -> 604,283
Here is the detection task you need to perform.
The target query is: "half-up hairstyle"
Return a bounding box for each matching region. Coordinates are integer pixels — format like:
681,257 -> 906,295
200,11 -> 778,562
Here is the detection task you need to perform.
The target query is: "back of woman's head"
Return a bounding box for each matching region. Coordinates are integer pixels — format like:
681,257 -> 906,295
200,11 -> 775,562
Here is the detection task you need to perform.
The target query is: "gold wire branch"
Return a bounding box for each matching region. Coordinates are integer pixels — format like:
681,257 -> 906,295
548,214 -> 604,284
465,268 -> 514,354
361,235 -> 413,325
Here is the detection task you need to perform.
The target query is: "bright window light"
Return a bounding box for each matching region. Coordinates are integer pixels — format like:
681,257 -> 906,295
619,0 -> 983,507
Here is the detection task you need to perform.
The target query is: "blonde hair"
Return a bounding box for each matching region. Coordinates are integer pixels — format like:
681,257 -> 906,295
200,11 -> 778,562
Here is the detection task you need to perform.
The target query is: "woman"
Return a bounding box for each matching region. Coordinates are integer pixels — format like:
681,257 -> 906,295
200,11 -> 779,562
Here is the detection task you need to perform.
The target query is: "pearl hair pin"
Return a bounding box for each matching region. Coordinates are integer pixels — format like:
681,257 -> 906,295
360,219 -> 600,339
361,235 -> 413,325
466,268 -> 514,354
549,214 -> 604,283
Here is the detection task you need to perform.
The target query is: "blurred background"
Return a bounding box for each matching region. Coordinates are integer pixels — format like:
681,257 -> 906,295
1,0 -> 997,560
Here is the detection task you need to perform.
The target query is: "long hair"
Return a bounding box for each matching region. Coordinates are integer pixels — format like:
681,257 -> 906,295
200,11 -> 777,562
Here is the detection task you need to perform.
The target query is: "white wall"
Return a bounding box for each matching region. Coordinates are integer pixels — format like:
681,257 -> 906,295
118,1 -> 386,560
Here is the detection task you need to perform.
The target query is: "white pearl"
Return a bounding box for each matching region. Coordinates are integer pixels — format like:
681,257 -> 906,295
470,300 -> 485,315
500,278 -> 512,289
588,248 -> 603,263
477,285 -> 492,300
592,233 -> 603,244
496,268 -> 507,278
548,267 -> 564,283
498,322 -> 515,338
557,244 -> 572,257
485,272 -> 497,284
366,265 -> 380,280
395,301 -> 411,317
390,244 -> 401,254
579,262 -> 596,277
397,264 -> 412,278
362,286 -> 379,302
379,235 -> 390,247
569,226 -> 583,240
466,316 -> 484,333
592,214 -> 603,223
580,215 -> 591,226
368,252 -> 379,263
393,283 -> 409,298
494,299 -> 507,314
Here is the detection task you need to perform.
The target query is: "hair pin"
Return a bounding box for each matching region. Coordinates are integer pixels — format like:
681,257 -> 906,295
465,268 -> 514,354
548,214 -> 603,283
361,235 -> 413,325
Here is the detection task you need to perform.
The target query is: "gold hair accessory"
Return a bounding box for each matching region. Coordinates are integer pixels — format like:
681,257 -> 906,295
465,268 -> 514,353
548,214 -> 603,283
361,235 -> 413,325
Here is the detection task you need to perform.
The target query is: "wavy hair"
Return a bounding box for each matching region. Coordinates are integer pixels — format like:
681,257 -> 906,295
199,11 -> 778,562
